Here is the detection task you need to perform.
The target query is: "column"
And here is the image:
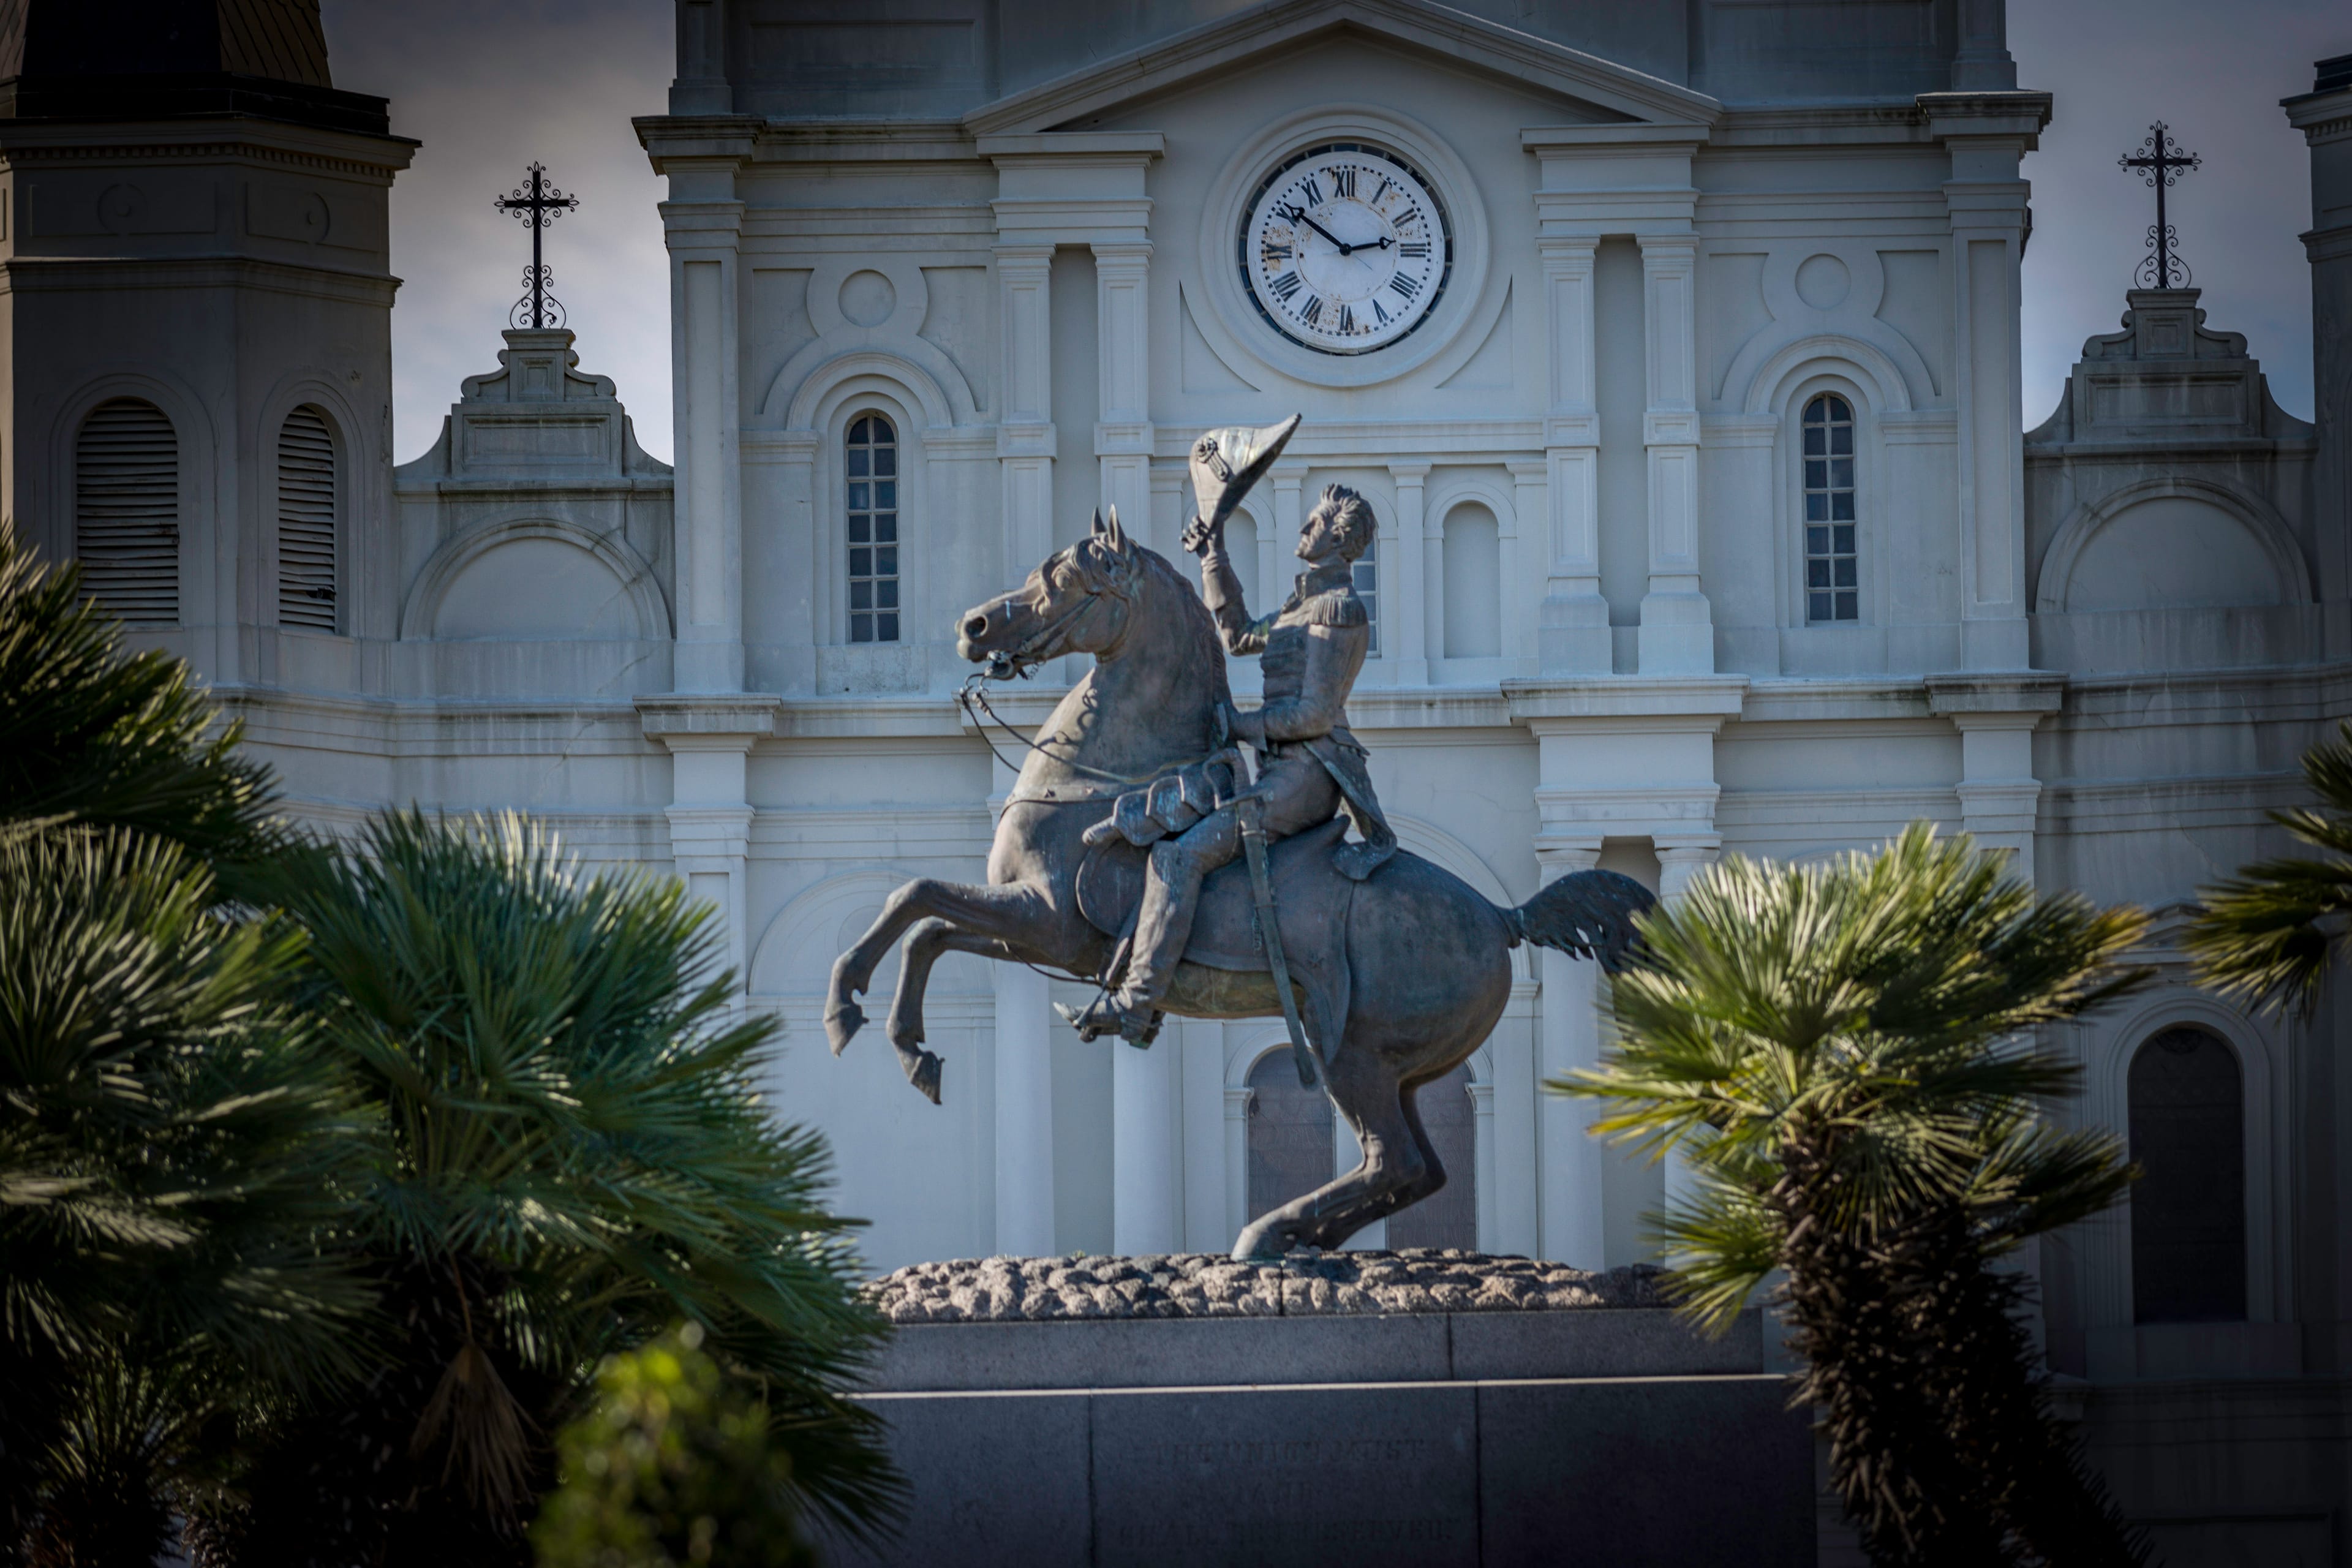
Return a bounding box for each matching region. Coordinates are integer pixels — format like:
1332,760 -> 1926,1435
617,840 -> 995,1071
1637,233 -> 1711,674
1931,97 -> 2046,670
1423,483 -> 1447,673
1534,833 -> 1607,1269
1537,238 -> 1610,673
1389,461 -> 1430,685
1654,839 -> 1721,1217
995,244 -> 1056,585
1112,1036 -> 1181,1255
1093,241 -> 1153,533
664,174 -> 747,693
987,748 -> 1056,1254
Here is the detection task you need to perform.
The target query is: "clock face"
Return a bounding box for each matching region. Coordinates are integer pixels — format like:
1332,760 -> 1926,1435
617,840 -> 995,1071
1240,143 -> 1452,356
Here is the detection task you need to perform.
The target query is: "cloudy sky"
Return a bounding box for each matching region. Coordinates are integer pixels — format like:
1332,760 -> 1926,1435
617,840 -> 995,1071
321,1 -> 2348,467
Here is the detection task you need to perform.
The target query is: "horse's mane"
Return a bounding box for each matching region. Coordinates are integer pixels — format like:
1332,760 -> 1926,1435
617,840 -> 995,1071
1130,542 -> 1232,707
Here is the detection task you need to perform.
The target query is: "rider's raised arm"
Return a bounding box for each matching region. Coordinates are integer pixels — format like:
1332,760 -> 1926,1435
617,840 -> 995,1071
1200,539 -> 1272,655
1259,612 -> 1369,742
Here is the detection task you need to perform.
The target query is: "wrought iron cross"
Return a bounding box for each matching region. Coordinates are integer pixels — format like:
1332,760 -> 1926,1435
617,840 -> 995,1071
493,162 -> 580,330
2117,121 -> 2201,290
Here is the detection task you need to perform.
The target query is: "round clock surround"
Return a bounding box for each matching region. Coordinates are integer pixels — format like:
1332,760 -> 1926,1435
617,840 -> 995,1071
1238,141 -> 1453,356
1196,105 -> 1492,390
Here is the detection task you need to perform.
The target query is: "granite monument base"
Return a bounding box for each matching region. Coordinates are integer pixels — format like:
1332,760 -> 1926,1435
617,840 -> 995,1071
830,1254 -> 1815,1568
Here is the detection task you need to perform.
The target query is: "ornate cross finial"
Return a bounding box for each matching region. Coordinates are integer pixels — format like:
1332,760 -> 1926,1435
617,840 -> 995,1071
493,162 -> 581,330
2117,122 -> 2201,290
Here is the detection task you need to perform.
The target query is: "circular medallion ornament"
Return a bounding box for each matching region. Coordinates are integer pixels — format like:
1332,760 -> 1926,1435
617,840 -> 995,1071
1238,142 -> 1452,356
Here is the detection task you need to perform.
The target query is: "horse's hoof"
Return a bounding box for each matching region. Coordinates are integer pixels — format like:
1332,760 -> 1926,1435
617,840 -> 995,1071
824,1001 -> 865,1056
907,1049 -> 943,1105
1231,1221 -> 1287,1262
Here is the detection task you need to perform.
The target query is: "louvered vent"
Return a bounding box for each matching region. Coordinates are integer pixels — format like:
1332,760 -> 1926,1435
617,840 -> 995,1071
75,399 -> 179,626
277,406 -> 338,631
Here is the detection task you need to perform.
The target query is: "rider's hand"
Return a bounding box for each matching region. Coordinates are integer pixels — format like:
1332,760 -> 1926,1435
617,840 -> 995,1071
1227,704 -> 1267,748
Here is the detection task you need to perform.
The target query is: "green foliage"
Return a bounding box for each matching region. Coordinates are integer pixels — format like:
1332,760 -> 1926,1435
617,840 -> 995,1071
215,812 -> 900,1564
0,825 -> 369,1562
0,520 -> 277,868
1562,824 -> 2151,1566
533,1323 -> 814,1568
2187,720 -> 2352,1015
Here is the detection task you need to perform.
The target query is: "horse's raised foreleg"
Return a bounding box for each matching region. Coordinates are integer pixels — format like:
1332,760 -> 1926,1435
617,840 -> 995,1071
883,921 -> 1046,1102
1232,1049 -> 1427,1259
826,876 -> 1054,1079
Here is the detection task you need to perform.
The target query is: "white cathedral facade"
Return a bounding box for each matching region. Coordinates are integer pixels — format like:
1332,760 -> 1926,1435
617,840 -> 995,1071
6,2 -> 2351,1557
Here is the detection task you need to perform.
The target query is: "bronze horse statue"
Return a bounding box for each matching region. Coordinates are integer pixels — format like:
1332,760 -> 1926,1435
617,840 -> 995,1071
825,506 -> 1651,1259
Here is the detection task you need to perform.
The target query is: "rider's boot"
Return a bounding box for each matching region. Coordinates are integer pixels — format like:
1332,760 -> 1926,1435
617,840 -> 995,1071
1076,840 -> 1204,1044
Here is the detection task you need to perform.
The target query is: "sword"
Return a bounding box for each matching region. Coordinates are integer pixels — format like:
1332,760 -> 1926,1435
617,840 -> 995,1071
1237,797 -> 1319,1090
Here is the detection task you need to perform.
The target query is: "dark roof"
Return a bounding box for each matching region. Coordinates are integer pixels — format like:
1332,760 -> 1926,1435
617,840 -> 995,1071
0,0 -> 390,135
2317,55 -> 2352,95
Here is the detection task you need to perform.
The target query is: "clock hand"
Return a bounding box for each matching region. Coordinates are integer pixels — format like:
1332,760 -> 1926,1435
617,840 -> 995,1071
1283,202 -> 1355,255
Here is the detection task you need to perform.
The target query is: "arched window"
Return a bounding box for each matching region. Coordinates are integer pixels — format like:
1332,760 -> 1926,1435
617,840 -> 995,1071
75,398 -> 178,626
1246,1049 -> 1332,1224
1441,502 -> 1500,660
2129,1026 -> 2247,1324
1802,393 -> 1857,624
845,414 -> 899,644
1352,531 -> 1379,655
1387,1062 -> 1476,1251
277,405 -> 338,631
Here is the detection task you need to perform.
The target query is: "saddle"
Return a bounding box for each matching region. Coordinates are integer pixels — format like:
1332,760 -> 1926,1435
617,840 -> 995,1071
1075,817 -> 1359,1052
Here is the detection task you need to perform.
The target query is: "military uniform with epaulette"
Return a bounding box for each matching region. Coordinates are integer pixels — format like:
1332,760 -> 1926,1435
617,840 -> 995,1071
1076,426 -> 1395,1044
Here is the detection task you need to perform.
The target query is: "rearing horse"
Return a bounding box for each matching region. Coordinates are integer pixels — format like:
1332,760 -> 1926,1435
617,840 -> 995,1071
825,508 -> 1649,1259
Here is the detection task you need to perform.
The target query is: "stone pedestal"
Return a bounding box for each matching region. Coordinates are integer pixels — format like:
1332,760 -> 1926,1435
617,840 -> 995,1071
826,1254 -> 1815,1567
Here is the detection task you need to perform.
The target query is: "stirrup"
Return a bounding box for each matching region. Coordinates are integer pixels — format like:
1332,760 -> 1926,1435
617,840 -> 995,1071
1057,994 -> 1161,1047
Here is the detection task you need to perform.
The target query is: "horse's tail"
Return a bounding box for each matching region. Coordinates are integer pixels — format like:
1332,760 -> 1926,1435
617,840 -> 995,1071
1500,869 -> 1656,974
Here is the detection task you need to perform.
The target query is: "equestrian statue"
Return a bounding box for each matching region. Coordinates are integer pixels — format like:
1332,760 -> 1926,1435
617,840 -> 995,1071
826,416 -> 1653,1259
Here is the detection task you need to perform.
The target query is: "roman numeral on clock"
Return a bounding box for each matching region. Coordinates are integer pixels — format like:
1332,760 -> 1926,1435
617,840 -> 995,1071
1270,271 -> 1302,301
1335,166 -> 1357,198
1373,298 -> 1390,326
1399,241 -> 1430,258
1300,176 -> 1324,206
1262,242 -> 1292,262
1389,273 -> 1421,300
1337,304 -> 1355,334
1301,296 -> 1323,326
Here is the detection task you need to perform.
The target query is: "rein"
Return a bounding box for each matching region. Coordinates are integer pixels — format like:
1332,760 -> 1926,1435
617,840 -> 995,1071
957,574 -> 1221,791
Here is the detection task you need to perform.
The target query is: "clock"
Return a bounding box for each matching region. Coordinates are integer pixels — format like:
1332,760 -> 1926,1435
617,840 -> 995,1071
1239,142 -> 1452,356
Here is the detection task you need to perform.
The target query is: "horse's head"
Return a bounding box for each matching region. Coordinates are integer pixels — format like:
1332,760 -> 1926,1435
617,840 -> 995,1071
958,508 -> 1143,676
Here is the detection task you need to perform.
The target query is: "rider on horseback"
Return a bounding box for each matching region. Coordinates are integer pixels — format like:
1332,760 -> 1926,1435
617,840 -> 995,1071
1076,420 -> 1395,1044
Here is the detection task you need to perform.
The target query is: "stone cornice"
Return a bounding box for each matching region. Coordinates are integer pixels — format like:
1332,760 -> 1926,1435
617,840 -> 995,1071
960,0 -> 1721,138
0,254 -> 398,304
0,119 -> 416,180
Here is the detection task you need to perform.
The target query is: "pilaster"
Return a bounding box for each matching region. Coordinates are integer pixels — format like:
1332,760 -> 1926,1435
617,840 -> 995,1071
994,244 -> 1056,584
2285,71 -> 2352,656
1925,671 -> 2064,884
636,695 -> 778,994
1093,241 -> 1155,534
1504,458 -> 1547,673
1532,834 -> 1605,1270
1536,237 -> 1608,673
1389,461 -> 1431,685
1637,232 -> 1710,673
1268,463 -> 1306,617
661,172 -> 749,692
1923,92 -> 2051,671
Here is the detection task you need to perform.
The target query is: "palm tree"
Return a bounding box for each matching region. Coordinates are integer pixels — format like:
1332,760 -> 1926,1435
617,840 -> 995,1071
211,812 -> 899,1565
1562,825 -> 2152,1566
0,521 -> 278,870
0,826 -> 369,1565
2185,720 -> 2352,1014
1,524 -> 367,1564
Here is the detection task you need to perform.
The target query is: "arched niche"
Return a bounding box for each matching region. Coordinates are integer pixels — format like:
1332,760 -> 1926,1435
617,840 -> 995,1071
2128,1025 -> 2247,1325
403,519 -> 667,642
2044,487 -> 2307,614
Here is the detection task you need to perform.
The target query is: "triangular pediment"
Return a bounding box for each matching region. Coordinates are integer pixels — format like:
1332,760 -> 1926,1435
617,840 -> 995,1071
962,0 -> 1721,137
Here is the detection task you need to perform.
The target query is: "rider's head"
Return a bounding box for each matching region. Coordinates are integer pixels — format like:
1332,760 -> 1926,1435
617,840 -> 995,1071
1298,484 -> 1375,565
